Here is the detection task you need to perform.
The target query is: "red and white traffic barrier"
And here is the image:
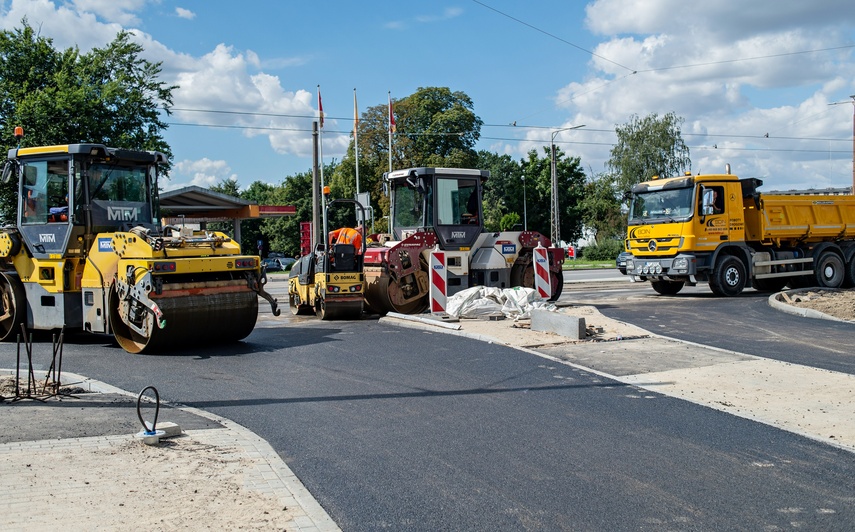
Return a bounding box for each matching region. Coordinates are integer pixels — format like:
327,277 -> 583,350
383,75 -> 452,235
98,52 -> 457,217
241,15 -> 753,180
533,243 -> 551,299
429,246 -> 447,314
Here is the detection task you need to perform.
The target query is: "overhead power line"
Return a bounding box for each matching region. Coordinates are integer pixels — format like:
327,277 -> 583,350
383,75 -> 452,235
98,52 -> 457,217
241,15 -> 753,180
636,44 -> 855,73
470,0 -> 637,73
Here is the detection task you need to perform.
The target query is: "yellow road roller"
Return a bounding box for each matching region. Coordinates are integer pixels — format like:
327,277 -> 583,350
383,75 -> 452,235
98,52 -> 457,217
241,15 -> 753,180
0,137 -> 279,353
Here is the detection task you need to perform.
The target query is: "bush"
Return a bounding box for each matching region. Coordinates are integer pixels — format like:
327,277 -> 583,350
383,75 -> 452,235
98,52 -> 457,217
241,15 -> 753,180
581,240 -> 622,261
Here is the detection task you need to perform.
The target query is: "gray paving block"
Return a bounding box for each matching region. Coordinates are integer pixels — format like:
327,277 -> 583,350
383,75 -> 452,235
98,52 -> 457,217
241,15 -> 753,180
530,309 -> 586,339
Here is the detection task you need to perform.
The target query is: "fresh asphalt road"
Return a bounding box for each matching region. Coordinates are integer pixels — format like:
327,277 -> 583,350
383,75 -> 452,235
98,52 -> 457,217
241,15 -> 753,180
3,279 -> 855,530
562,269 -> 855,376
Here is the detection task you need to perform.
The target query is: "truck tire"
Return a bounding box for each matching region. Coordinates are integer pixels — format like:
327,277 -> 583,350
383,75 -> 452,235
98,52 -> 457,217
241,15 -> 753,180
709,255 -> 746,297
814,251 -> 844,288
651,280 -> 684,295
845,256 -> 855,288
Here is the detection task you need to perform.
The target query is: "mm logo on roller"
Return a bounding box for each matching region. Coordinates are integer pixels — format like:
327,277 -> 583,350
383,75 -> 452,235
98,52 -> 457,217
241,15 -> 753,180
108,206 -> 139,221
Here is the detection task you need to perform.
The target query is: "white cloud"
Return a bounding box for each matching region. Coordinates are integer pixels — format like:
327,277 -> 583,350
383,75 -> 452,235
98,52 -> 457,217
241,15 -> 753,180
388,7 -> 464,30
175,7 -> 195,20
71,0 -> 148,26
0,0 -> 350,172
168,158 -> 237,191
167,45 -> 350,159
416,7 -> 463,23
0,0 -> 123,51
503,0 -> 855,190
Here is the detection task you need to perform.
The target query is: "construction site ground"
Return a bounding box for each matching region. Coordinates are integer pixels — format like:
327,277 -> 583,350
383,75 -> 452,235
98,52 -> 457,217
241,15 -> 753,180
1,286 -> 853,530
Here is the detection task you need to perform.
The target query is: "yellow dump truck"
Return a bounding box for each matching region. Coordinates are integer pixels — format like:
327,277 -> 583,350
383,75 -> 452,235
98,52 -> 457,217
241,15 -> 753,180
624,167 -> 855,296
0,138 -> 279,353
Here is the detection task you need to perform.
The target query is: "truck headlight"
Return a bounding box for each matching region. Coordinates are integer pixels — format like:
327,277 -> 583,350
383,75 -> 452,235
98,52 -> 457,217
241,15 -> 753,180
672,257 -> 688,272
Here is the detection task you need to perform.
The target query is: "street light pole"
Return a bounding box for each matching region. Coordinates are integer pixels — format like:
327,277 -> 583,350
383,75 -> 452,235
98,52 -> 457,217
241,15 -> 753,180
521,174 -> 527,231
550,124 -> 585,245
828,96 -> 855,194
851,95 -> 854,195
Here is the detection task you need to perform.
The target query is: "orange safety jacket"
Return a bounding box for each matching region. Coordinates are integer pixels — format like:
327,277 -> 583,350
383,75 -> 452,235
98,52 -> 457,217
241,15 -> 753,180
328,227 -> 362,252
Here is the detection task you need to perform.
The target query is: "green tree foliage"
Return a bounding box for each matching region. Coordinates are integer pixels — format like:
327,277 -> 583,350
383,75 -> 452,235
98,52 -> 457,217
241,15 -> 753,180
607,112 -> 690,197
520,147 -> 586,244
267,170 -> 313,257
396,87 -> 482,168
0,21 -> 175,223
475,151 -> 522,231
499,212 -> 521,231
581,239 -> 622,261
580,172 -> 625,243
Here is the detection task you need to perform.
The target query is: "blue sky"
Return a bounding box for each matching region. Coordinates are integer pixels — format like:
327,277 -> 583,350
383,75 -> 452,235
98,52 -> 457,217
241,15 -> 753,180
2,0 -> 855,193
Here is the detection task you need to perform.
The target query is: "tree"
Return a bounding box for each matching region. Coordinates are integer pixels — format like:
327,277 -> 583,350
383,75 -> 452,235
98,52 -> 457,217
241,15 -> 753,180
264,171 -> 313,257
607,112 -> 690,196
580,173 -> 625,243
339,87 -> 484,230
0,21 -> 176,223
475,151 -> 522,232
396,87 -> 482,168
521,147 -> 586,244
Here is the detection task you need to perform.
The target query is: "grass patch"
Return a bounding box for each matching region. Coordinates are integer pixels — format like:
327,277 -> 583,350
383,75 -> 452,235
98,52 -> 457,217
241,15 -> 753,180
563,259 -> 613,270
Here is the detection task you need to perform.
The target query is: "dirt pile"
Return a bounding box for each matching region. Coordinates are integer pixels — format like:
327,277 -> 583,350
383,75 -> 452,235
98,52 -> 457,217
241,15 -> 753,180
782,289 -> 855,322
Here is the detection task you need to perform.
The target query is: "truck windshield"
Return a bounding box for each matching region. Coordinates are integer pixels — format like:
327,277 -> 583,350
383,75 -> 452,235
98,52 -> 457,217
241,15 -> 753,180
629,186 -> 695,224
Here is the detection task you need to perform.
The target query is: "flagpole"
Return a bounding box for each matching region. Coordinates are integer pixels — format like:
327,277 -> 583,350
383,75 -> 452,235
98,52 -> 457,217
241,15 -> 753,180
353,88 -> 360,195
318,85 -> 325,213
388,91 -> 393,173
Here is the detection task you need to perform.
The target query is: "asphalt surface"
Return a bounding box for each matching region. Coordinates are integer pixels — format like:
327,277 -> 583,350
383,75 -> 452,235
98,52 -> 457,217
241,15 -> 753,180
598,290 -> 855,375
3,277 -> 855,530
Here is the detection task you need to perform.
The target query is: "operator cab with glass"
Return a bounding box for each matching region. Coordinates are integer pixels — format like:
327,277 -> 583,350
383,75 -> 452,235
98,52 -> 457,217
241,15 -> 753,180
9,143 -> 160,260
387,167 -> 487,251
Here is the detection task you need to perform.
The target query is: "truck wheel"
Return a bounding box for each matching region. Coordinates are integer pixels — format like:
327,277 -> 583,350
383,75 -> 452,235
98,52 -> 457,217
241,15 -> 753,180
709,255 -> 746,297
651,280 -> 684,295
814,251 -> 844,288
844,256 -> 855,288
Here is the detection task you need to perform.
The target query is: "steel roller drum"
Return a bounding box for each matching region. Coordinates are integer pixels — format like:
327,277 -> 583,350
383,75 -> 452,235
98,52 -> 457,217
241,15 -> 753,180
363,273 -> 428,315
316,298 -> 363,320
110,288 -> 258,354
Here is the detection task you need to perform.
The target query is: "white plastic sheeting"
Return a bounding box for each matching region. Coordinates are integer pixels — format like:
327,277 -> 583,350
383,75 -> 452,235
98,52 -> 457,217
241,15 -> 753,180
444,286 -> 555,320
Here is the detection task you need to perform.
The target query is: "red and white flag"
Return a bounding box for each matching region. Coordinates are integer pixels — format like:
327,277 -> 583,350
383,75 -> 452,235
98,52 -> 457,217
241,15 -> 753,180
388,93 -> 396,133
317,87 -> 324,128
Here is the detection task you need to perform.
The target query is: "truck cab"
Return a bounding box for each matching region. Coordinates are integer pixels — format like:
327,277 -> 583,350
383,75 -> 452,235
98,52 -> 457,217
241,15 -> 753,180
625,173 -> 750,295
626,169 -> 855,297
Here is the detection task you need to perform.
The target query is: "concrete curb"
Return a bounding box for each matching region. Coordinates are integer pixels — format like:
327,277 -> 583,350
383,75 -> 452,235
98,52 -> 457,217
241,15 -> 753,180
768,288 -> 854,323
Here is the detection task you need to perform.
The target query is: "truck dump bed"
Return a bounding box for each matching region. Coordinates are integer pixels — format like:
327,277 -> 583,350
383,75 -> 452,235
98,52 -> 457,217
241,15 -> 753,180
744,194 -> 855,244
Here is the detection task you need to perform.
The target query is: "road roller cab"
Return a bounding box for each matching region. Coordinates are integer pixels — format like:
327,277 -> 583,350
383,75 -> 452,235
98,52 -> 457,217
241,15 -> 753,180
0,135 -> 279,353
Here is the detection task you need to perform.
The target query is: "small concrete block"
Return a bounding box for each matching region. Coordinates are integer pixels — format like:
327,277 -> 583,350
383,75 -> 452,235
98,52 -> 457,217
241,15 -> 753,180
144,421 -> 182,438
530,309 -> 586,339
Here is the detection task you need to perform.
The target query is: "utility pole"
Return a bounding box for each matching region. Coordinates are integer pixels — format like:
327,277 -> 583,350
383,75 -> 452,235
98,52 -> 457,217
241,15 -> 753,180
522,174 -> 527,231
312,121 -> 319,249
828,96 -> 855,194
